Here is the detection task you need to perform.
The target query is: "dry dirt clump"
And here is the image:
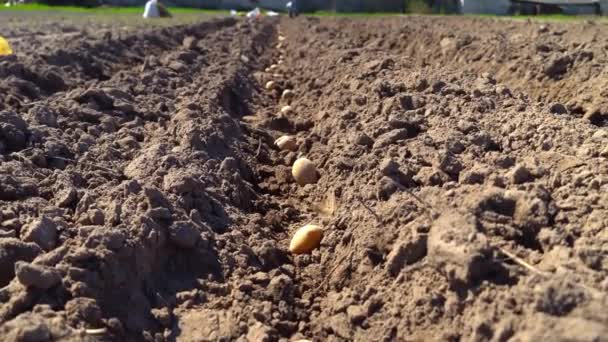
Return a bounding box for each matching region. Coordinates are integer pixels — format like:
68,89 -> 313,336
0,14 -> 608,342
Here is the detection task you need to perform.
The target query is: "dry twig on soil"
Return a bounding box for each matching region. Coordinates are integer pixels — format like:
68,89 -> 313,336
49,156 -> 123,177
498,247 -> 549,277
255,137 -> 262,158
498,246 -> 604,299
84,328 -> 107,335
356,197 -> 381,223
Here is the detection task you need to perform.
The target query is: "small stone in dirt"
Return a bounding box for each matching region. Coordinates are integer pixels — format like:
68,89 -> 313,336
415,167 -> 450,186
255,241 -> 289,269
436,151 -> 463,179
54,187 -> 77,208
168,61 -> 187,72
353,132 -> 374,147
377,176 -> 400,200
65,297 -> 103,327
495,156 -> 515,169
471,131 -> 500,151
544,55 -> 572,78
379,158 -> 414,186
549,103 -> 568,114
373,128 -> 411,148
143,187 -> 169,208
460,166 -> 489,185
42,69 -> 67,92
427,211 -> 491,284
385,234 -> 427,276
2,314 -> 52,342
21,216 -> 58,251
27,106 -> 57,127
341,110 -> 357,120
268,274 -> 293,301
147,207 -> 172,220
14,261 -> 62,289
379,158 -> 400,176
249,272 -> 270,285
327,313 -> 352,339
182,36 -> 197,50
102,229 -> 127,250
0,110 -> 29,151
219,157 -> 239,175
0,110 -> 28,131
294,118 -> 314,131
509,164 -> 534,184
88,209 -> 105,226
169,221 -> 199,249
347,305 -> 367,325
275,135 -> 298,152
151,307 -> 172,327
457,120 -> 476,134
75,88 -> 114,110
496,85 -> 512,96
509,190 -> 551,229
446,139 -> 465,154
0,238 -> 42,286
398,94 -> 425,111
591,129 -> 608,140
246,322 -> 275,342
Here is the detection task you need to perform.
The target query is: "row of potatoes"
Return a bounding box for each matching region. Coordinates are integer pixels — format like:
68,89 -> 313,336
264,31 -> 324,260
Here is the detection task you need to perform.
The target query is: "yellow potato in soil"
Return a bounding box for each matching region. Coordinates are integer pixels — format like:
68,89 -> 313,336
280,105 -> 293,114
292,157 -> 318,185
269,64 -> 278,70
289,225 -> 323,254
278,35 -> 286,42
0,36 -> 12,56
281,89 -> 295,100
275,135 -> 298,151
265,81 -> 276,90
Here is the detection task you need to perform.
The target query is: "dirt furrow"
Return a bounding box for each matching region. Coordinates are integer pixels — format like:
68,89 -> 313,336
242,16 -> 608,341
0,17 -> 289,341
1,18 -> 237,113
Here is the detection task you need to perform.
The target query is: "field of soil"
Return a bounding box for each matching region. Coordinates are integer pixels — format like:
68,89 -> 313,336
1,13 -> 608,341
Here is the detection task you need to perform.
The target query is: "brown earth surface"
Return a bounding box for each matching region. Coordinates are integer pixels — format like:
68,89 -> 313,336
1,14 -> 608,342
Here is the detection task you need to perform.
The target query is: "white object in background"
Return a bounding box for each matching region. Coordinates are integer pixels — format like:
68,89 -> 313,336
143,0 -> 160,18
230,9 -> 237,16
246,7 -> 261,19
286,1 -> 292,9
267,10 -> 279,16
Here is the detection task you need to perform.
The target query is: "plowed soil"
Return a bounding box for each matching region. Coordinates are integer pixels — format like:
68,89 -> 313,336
1,14 -> 608,342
